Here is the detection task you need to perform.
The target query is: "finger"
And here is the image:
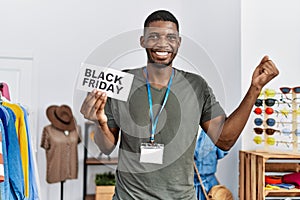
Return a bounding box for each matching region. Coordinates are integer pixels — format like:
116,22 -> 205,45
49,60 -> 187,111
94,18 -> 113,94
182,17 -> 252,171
80,91 -> 99,116
99,93 -> 108,111
263,58 -> 275,66
93,94 -> 104,110
83,89 -> 98,104
80,98 -> 95,118
261,60 -> 279,75
260,55 -> 270,65
93,92 -> 107,111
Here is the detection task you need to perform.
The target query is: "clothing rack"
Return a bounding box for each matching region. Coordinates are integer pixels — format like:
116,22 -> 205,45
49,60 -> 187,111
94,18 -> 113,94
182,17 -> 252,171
0,84 -> 40,199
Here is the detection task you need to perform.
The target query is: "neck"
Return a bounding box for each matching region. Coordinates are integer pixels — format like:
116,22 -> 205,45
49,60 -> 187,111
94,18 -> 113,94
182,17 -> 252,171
145,64 -> 173,89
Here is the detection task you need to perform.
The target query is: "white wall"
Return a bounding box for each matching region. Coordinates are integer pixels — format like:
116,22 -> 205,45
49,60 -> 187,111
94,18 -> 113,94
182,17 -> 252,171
242,1 -> 300,151
0,0 -> 241,199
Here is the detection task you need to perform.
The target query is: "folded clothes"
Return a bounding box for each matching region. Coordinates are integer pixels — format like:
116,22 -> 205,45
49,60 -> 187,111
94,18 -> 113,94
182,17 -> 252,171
282,172 -> 300,188
265,176 -> 282,184
265,184 -> 280,190
270,183 -> 295,189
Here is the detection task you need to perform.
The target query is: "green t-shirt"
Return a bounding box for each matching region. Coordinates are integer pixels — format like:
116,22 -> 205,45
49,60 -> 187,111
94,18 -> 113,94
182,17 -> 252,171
105,67 -> 225,200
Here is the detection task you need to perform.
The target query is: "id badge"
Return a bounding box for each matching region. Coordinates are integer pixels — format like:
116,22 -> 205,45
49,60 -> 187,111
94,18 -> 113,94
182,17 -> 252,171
140,143 -> 164,164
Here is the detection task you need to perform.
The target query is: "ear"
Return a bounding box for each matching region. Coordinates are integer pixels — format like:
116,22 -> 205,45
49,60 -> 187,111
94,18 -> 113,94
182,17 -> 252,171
140,36 -> 145,48
178,36 -> 182,48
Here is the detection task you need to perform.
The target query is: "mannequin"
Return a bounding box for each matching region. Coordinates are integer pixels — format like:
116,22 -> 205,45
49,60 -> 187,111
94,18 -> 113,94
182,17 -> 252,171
41,105 -> 81,200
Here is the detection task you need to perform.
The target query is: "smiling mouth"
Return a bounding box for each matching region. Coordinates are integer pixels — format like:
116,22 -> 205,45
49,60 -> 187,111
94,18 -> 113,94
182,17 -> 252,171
147,50 -> 174,67
155,51 -> 169,56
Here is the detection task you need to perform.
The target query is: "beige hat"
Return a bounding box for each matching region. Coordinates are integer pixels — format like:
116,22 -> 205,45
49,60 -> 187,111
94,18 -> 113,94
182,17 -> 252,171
208,185 -> 234,200
46,105 -> 76,131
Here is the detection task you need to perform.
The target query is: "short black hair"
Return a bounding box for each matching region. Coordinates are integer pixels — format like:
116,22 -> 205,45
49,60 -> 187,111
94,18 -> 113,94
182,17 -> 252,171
144,10 -> 179,32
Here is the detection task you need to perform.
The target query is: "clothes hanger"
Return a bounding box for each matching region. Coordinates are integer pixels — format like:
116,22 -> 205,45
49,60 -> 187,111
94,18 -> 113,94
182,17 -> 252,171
0,83 -> 3,101
0,90 -> 9,103
0,82 -> 11,101
0,82 -> 3,102
0,91 -> 3,103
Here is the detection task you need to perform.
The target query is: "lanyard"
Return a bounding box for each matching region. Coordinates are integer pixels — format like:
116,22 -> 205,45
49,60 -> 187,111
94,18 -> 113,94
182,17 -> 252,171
144,67 -> 174,143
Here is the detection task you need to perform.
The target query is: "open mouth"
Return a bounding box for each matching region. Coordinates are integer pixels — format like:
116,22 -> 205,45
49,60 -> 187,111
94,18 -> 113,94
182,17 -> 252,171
152,51 -> 172,59
155,51 -> 169,56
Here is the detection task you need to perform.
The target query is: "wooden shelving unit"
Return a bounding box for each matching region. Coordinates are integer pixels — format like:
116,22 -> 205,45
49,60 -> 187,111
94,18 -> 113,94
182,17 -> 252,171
83,122 -> 118,200
86,157 -> 118,165
85,194 -> 95,200
239,150 -> 300,200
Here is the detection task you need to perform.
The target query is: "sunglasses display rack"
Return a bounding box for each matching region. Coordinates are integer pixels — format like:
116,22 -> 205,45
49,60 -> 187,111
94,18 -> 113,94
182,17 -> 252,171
252,87 -> 300,153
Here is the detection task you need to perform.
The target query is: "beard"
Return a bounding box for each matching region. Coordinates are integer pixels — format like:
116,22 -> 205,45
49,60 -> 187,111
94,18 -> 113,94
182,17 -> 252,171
145,49 -> 176,68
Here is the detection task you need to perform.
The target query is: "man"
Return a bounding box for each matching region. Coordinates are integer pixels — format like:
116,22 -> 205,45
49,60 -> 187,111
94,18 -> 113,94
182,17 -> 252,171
80,10 -> 279,200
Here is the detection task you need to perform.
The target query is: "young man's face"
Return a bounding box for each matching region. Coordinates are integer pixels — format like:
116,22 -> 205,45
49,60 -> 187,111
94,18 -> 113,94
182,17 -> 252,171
140,21 -> 181,68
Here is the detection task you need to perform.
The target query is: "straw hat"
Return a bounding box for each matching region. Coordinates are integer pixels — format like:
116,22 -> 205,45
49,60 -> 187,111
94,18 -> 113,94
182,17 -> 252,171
208,185 -> 234,200
46,105 -> 76,131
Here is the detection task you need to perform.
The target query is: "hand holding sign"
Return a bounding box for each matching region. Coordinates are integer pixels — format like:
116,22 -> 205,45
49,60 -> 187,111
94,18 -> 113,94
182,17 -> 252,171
80,89 -> 108,125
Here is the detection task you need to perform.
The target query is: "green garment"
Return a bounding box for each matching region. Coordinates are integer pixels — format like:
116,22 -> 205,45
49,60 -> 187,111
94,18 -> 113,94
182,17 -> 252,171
105,67 -> 225,200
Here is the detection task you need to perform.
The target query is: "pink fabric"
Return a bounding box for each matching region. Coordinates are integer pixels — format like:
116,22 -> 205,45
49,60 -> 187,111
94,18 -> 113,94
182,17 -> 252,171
283,172 -> 300,188
0,82 -> 10,101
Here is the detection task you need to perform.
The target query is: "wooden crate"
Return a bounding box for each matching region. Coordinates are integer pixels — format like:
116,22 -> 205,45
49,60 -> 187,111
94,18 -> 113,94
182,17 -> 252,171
239,150 -> 300,200
95,186 -> 115,200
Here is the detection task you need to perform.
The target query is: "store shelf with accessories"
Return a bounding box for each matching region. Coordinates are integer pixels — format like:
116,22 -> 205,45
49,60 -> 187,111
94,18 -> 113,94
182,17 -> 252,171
252,88 -> 300,152
83,122 -> 118,200
239,150 -> 300,200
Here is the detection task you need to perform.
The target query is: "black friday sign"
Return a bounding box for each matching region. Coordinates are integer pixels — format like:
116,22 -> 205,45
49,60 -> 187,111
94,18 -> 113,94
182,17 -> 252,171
77,63 -> 134,101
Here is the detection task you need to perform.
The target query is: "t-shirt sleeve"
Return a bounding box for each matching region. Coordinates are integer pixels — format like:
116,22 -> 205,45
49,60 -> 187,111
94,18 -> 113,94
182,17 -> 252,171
200,83 -> 226,123
76,125 -> 82,144
40,127 -> 50,150
104,98 -> 119,128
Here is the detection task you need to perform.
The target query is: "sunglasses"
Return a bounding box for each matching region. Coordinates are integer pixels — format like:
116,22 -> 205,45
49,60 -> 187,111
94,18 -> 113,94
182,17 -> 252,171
281,128 -> 300,136
279,94 -> 292,107
280,86 -> 300,94
255,98 -> 279,107
253,127 -> 280,135
278,107 -> 300,116
253,136 -> 276,145
253,107 -> 277,115
254,118 -> 276,126
263,89 -> 276,98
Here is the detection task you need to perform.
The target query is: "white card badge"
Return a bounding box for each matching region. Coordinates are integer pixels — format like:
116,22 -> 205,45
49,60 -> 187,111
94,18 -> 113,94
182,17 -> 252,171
140,143 -> 164,165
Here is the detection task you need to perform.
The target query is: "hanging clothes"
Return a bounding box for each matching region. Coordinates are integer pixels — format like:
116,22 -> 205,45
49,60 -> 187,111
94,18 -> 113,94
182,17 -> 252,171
0,122 -> 4,182
2,102 -> 29,198
0,83 -> 40,200
0,105 -> 25,200
41,125 -> 81,183
0,119 -> 7,200
41,105 -> 81,184
20,106 -> 40,200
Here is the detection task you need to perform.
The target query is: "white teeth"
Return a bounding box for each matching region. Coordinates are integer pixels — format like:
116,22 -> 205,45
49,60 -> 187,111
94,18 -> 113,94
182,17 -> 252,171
155,52 -> 168,56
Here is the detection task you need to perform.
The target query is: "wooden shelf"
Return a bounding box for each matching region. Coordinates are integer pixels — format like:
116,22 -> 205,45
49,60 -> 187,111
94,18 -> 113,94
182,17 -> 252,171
266,162 -> 300,172
83,122 -> 118,200
239,150 -> 300,200
265,188 -> 300,197
85,157 -> 118,165
85,194 -> 95,200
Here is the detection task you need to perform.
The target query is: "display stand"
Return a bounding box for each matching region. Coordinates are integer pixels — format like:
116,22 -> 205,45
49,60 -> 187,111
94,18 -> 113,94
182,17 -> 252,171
239,150 -> 300,200
255,88 -> 300,152
291,92 -> 298,152
61,181 -> 65,200
82,122 -> 118,200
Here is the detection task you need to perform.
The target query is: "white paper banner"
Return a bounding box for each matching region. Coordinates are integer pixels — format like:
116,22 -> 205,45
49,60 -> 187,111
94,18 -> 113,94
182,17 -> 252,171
77,63 -> 134,101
